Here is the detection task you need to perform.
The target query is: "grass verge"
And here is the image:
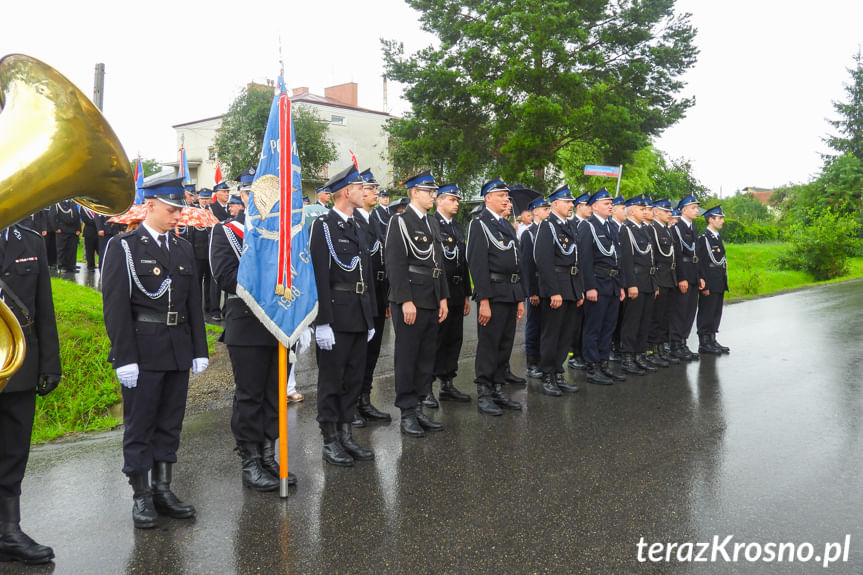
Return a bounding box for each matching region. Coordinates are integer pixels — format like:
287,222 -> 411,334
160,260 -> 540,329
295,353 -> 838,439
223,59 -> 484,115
32,278 -> 222,444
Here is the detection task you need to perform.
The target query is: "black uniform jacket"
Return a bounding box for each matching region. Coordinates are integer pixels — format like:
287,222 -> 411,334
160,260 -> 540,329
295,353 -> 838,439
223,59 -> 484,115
101,226 -> 208,371
356,210 -> 388,318
534,214 -> 584,301
309,210 -> 375,333
80,208 -> 98,239
95,214 -> 123,238
466,208 -> 525,303
371,205 -> 391,241
619,220 -> 657,292
385,207 -> 449,309
672,219 -> 701,285
209,201 -> 230,222
649,221 -> 677,288
52,200 -> 80,234
577,214 -> 625,295
433,212 -> 469,303
0,225 -> 61,393
696,230 -> 729,293
519,221 -> 539,298
210,213 -> 277,347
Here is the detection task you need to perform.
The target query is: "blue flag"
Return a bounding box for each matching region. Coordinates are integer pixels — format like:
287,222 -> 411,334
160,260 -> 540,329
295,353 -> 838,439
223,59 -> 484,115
133,157 -> 145,204
236,78 -> 318,347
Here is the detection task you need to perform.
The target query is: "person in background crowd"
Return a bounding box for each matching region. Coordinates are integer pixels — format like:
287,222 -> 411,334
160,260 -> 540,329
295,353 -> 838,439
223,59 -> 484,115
520,195 -> 551,379
696,205 -> 730,355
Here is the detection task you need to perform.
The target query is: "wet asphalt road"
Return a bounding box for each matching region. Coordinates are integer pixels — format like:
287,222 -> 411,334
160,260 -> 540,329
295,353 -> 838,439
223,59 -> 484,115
8,280 -> 863,574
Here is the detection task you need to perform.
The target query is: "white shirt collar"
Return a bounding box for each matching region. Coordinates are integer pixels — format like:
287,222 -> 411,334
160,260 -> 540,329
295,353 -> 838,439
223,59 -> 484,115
408,203 -> 427,220
594,214 -> 608,224
438,213 -> 452,224
141,221 -> 169,247
356,207 -> 370,222
331,206 -> 351,222
681,215 -> 694,227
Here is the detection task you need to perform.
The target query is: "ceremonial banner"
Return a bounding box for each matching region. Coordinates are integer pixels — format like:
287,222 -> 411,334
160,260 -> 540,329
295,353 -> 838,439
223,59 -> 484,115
179,146 -> 192,186
133,156 -> 144,204
236,78 -> 317,347
583,164 -> 621,177
214,159 -> 224,186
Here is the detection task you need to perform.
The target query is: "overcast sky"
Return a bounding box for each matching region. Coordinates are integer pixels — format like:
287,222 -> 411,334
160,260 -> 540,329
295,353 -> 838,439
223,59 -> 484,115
4,0 -> 863,196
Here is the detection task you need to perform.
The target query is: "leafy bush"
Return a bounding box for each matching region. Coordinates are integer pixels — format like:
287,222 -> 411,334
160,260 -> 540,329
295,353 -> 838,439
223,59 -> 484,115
722,220 -> 780,244
773,207 -> 861,280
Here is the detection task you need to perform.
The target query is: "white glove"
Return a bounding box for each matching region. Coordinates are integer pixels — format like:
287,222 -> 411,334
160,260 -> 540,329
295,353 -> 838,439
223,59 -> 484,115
316,324 -> 336,350
297,327 -> 313,354
116,363 -> 139,389
367,328 -> 376,342
192,357 -> 209,375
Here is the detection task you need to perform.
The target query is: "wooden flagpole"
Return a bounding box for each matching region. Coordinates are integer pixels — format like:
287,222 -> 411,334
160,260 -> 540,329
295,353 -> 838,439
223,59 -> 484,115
278,343 -> 289,497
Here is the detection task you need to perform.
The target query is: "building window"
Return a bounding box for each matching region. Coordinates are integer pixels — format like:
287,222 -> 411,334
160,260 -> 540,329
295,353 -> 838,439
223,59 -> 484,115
208,146 -> 216,161
330,115 -> 345,125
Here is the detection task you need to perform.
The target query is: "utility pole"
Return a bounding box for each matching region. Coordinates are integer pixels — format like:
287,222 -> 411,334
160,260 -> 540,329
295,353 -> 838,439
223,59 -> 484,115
93,63 -> 105,111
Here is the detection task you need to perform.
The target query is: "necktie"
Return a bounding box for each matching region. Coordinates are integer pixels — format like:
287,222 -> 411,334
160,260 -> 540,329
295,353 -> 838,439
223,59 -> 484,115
604,221 -> 611,236
158,234 -> 169,260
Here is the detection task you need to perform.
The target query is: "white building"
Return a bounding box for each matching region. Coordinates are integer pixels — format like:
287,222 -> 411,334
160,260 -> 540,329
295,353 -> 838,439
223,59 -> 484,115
170,82 -> 395,192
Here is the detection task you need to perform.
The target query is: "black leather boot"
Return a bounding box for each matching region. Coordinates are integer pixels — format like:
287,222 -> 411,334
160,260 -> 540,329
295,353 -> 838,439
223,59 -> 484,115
586,362 -> 614,385
669,342 -> 690,361
492,383 -> 522,410
567,354 -> 587,369
415,403 -> 444,431
358,393 -> 392,421
352,411 -> 367,428
236,442 -> 280,490
128,471 -> 158,529
555,372 -> 580,393
680,342 -> 700,361
151,462 -> 196,518
645,346 -> 669,368
698,334 -> 722,355
0,496 -> 54,564
476,384 -> 503,415
261,439 -> 297,486
438,378 -> 471,402
621,353 -> 646,375
659,342 -> 680,365
634,353 -> 658,373
712,335 -> 730,354
400,410 -> 426,437
600,360 -> 627,382
422,391 -> 440,408
526,357 -> 543,378
504,367 -> 527,385
338,423 -> 375,460
540,373 -> 562,396
319,422 -> 354,467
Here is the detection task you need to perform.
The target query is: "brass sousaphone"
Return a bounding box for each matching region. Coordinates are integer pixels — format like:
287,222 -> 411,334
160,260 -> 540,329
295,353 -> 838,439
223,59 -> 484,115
0,54 -> 135,391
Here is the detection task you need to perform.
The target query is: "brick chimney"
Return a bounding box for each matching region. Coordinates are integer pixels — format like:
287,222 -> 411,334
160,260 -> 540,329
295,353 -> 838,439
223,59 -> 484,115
324,82 -> 358,107
292,86 -> 309,97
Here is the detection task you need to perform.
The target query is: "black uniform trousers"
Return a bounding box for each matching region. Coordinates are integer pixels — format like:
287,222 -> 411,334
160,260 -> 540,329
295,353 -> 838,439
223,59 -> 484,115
0,391 -> 36,497
121,370 -> 189,474
362,314 -> 387,394
570,304 -> 584,356
524,299 -> 541,360
582,292 -> 619,363
649,285 -> 674,344
540,299 -> 576,374
620,292 -> 655,354
197,258 -> 217,313
228,346 -> 278,443
55,232 -> 78,271
316,331 -> 367,423
434,297 -> 464,380
474,301 -> 518,387
392,305 -> 438,410
83,234 -> 98,269
45,232 -> 56,268
669,287 -> 699,345
696,291 -> 725,336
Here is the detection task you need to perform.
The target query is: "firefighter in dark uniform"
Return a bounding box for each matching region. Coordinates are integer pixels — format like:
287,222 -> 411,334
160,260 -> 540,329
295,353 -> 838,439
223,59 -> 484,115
101,176 -> 209,529
210,183 -> 296,491
567,192 -> 592,370
519,195 -> 549,380
0,224 -> 61,565
466,179 -> 524,416
52,199 -> 81,273
669,196 -> 704,361
310,165 -> 376,466
372,188 -> 391,236
354,169 -> 392,425
96,213 -> 123,270
577,187 -> 627,385
696,205 -> 730,355
618,194 -> 660,376
80,206 -> 99,271
188,189 -> 216,317
430,183 -> 472,404
210,182 -> 231,222
646,198 -> 680,365
533,185 -> 583,396
385,170 -> 449,436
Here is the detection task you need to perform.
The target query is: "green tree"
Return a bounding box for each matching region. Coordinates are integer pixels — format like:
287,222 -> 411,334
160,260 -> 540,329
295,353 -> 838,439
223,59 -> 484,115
825,50 -> 863,162
650,152 -> 709,202
383,0 -> 698,193
129,157 -> 162,178
293,105 -> 338,185
214,86 -> 273,180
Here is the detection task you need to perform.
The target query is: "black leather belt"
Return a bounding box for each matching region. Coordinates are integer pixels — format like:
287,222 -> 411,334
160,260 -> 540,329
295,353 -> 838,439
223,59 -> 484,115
554,265 -> 579,275
593,265 -> 620,278
708,262 -> 727,269
450,275 -> 463,285
681,256 -> 699,264
133,311 -> 186,326
333,282 -> 367,294
408,264 -> 442,279
490,272 -> 521,284
635,264 -> 657,276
